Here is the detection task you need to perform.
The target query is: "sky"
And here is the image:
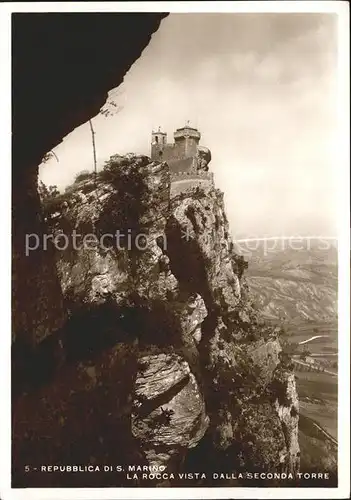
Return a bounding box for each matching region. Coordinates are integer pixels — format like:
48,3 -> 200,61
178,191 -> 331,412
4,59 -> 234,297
39,13 -> 338,239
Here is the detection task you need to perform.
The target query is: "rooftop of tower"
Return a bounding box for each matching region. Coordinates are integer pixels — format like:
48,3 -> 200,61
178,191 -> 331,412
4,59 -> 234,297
152,126 -> 167,135
174,125 -> 201,140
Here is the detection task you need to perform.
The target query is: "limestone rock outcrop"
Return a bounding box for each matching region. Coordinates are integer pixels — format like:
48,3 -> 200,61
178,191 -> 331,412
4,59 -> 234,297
196,146 -> 212,171
273,366 -> 300,475
12,154 -> 300,487
132,352 -> 209,471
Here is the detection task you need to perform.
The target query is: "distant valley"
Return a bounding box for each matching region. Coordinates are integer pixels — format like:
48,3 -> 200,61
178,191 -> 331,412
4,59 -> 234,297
235,238 -> 338,476
236,238 -> 337,323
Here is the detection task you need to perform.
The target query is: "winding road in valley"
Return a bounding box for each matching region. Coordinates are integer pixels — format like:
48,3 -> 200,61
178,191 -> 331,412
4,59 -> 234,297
298,335 -> 329,345
293,358 -> 337,377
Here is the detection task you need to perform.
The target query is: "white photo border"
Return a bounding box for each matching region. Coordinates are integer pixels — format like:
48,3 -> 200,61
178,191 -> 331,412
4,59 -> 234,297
1,2 -> 349,499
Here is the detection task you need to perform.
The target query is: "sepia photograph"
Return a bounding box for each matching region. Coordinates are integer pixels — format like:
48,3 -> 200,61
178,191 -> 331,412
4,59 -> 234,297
1,2 -> 349,499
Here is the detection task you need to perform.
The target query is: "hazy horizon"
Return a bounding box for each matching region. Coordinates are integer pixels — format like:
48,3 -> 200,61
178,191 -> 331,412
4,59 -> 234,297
39,13 -> 338,238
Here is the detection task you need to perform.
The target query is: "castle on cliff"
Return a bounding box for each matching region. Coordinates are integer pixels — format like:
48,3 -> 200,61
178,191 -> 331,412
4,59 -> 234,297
150,123 -> 214,197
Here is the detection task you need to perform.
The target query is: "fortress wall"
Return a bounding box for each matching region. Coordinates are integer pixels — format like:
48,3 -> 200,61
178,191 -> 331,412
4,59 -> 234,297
167,157 -> 196,174
171,172 -> 214,182
161,143 -> 179,161
152,143 -> 194,163
170,173 -> 214,197
151,143 -> 176,162
184,136 -> 198,157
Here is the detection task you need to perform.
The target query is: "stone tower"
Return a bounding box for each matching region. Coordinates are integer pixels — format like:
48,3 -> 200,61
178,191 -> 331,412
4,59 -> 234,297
151,127 -> 167,160
173,125 -> 201,159
149,123 -> 214,197
150,123 -> 202,167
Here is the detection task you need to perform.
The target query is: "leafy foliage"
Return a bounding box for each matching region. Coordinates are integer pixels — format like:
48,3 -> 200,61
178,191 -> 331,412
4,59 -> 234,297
41,151 -> 59,163
96,155 -> 153,242
38,180 -> 60,202
74,170 -> 93,184
300,346 -> 311,361
100,88 -> 124,117
231,253 -> 249,280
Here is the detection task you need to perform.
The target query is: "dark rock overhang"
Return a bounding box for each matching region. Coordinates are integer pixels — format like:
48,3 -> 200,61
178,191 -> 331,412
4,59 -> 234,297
12,12 -> 169,171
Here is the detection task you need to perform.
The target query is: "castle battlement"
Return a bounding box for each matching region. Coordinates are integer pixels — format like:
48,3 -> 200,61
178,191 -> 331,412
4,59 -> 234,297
170,171 -> 214,182
150,124 -> 213,197
170,171 -> 214,198
174,126 -> 201,141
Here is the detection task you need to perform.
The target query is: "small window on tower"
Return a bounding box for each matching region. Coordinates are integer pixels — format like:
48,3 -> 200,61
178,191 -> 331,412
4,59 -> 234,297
155,136 -> 159,143
159,150 -> 163,157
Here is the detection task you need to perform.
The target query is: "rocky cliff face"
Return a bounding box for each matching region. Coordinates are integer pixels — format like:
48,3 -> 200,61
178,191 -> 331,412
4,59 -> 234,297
12,154 -> 299,487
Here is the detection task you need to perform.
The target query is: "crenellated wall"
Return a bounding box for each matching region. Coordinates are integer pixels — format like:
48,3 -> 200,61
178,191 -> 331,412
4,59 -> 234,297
171,172 -> 214,182
151,126 -> 202,174
170,171 -> 214,197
